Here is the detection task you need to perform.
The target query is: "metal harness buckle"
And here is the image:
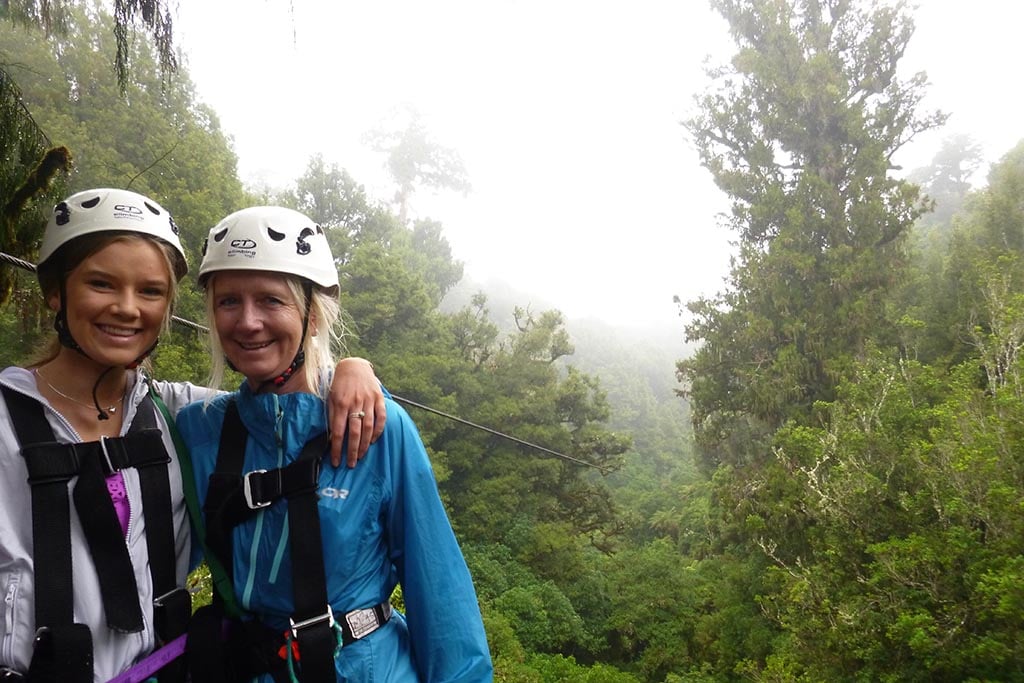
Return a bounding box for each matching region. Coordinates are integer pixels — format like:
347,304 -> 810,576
345,604 -> 388,640
289,605 -> 336,639
243,469 -> 271,509
153,586 -> 188,607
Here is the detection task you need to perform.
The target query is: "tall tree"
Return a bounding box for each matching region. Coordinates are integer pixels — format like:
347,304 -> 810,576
905,133 -> 982,233
679,0 -> 945,472
363,105 -> 471,223
674,2 -> 947,675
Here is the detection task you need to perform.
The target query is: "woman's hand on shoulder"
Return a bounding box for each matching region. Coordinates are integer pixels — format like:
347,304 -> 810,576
327,357 -> 386,468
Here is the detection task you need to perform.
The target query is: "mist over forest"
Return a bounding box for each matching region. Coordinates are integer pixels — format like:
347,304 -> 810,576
3,1 -> 1024,681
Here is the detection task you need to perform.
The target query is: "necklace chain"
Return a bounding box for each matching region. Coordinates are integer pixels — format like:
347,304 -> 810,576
34,368 -> 123,414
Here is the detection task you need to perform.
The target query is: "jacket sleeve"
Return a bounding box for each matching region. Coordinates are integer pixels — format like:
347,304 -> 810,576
150,379 -> 222,417
383,403 -> 493,682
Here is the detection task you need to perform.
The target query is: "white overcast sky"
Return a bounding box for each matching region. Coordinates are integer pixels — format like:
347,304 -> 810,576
175,0 -> 1023,328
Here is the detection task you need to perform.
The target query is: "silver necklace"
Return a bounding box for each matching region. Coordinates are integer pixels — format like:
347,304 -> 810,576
34,368 -> 122,415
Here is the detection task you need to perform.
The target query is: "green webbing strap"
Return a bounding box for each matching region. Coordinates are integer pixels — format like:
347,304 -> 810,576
148,386 -> 242,618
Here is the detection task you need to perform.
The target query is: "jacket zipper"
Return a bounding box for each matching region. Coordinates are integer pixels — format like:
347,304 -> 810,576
3,574 -> 19,664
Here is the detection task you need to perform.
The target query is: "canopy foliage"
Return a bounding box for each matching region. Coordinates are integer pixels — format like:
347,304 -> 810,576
5,1 -> 1024,681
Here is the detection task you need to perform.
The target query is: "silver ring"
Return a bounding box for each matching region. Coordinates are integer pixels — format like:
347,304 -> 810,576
349,410 -> 366,419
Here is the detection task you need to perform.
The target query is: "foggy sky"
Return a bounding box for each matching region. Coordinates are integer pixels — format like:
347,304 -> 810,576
176,0 -> 1023,329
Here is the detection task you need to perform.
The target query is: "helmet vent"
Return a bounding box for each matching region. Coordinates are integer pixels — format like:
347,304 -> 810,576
81,196 -> 101,209
213,227 -> 229,242
267,227 -> 286,242
144,201 -> 161,216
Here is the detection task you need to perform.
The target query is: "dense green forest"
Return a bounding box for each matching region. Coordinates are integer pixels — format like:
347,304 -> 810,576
2,0 -> 1023,681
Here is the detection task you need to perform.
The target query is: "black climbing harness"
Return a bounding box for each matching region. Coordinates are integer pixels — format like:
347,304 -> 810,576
187,398 -> 390,683
0,386 -> 190,683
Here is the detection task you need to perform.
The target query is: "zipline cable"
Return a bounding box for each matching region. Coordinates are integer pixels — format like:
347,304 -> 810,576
0,250 -> 609,472
388,394 -> 611,472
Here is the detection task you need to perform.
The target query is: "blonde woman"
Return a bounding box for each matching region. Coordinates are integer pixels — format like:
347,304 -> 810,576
179,206 -> 492,682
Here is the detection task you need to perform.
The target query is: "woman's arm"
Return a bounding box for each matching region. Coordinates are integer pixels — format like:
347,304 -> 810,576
385,405 -> 494,681
152,356 -> 385,468
327,357 -> 386,468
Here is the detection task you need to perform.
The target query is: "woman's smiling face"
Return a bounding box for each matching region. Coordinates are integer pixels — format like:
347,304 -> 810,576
53,238 -> 172,368
211,270 -> 310,392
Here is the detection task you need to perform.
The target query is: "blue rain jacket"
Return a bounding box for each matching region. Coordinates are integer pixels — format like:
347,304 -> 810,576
177,383 -> 493,682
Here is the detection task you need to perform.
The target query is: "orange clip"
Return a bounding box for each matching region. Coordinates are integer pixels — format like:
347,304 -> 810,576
278,632 -> 301,661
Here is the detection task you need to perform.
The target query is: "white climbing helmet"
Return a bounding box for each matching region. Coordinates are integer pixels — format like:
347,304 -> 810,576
39,188 -> 188,280
198,206 -> 339,292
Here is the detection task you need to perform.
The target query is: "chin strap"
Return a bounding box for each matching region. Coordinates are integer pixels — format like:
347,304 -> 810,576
90,367 -> 115,421
53,283 -> 84,355
254,350 -> 306,394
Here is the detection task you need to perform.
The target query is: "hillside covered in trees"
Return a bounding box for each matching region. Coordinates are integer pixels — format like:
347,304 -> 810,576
2,0 -> 1023,681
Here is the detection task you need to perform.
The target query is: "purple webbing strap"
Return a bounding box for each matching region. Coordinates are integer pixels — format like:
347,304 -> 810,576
105,472 -> 131,537
106,634 -> 187,683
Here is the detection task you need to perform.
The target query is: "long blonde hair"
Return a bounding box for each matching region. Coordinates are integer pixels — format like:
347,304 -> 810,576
204,273 -> 344,395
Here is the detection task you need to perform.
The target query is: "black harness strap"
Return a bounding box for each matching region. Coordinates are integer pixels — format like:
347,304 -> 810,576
4,389 -> 75,627
72,449 -> 146,631
202,398 -> 336,682
202,400 -> 250,575
282,434 -> 335,683
129,395 -> 191,683
1,386 -> 189,683
2,388 -> 93,683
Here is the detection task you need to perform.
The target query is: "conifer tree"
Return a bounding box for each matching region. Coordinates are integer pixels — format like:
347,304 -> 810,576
680,0 -> 945,473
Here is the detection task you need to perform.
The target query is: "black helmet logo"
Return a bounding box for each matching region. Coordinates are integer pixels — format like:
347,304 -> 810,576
54,202 -> 71,226
296,227 -> 314,256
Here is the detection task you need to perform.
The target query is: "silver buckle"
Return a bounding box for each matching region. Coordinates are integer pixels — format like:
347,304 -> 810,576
289,605 -> 335,639
346,606 -> 382,640
243,469 -> 271,509
153,586 -> 186,607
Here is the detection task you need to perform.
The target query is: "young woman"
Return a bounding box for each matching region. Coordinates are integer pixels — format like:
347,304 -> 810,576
178,206 -> 493,682
0,189 -> 384,683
